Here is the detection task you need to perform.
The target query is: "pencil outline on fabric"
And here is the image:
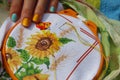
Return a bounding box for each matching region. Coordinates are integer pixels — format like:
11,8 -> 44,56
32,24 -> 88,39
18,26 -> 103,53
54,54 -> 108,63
66,41 -> 98,80
66,28 -> 98,80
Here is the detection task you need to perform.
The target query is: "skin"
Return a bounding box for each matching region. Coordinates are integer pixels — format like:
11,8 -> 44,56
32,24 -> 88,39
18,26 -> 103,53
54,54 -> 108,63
10,0 -> 59,27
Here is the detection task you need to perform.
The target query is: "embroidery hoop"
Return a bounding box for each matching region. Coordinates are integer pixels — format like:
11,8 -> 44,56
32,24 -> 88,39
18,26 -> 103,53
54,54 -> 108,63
2,13 -> 103,80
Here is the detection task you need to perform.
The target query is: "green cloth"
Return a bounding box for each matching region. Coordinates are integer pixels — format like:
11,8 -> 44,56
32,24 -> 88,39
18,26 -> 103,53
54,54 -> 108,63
85,0 -> 100,9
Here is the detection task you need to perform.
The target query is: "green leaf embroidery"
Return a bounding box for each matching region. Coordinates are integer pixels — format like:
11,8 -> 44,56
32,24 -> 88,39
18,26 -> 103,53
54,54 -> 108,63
43,57 -> 50,69
34,66 -> 42,73
27,69 -> 35,75
15,74 -> 22,80
59,38 -> 74,44
31,58 -> 44,65
31,57 -> 50,69
7,37 -> 16,48
15,63 -> 42,79
22,64 -> 29,69
17,49 -> 30,62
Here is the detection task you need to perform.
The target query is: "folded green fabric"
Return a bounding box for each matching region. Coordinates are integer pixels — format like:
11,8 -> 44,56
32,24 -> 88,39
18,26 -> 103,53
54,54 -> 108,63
85,0 -> 120,20
85,0 -> 100,9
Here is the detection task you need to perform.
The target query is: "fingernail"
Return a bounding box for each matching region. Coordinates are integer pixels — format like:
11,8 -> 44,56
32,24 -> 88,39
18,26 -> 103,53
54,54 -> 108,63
22,18 -> 30,27
50,6 -> 55,12
11,13 -> 17,22
33,14 -> 39,22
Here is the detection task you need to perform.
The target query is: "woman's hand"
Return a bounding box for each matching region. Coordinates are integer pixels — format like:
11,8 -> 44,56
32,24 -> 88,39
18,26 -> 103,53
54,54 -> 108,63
10,0 -> 59,27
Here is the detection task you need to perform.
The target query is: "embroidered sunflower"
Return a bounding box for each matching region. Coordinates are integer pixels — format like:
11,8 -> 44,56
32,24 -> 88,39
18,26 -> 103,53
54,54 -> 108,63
23,74 -> 49,80
6,48 -> 22,71
25,30 -> 61,58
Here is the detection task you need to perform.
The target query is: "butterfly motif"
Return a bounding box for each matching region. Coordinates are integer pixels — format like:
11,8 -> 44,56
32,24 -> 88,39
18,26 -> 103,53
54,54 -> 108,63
36,22 -> 51,30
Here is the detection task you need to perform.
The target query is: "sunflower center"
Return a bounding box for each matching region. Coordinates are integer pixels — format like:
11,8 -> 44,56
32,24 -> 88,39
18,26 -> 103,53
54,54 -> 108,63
6,53 -> 12,60
36,37 -> 52,51
34,76 -> 39,80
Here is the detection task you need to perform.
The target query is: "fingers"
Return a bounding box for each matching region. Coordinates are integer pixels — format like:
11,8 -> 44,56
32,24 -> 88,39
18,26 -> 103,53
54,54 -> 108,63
21,0 -> 37,27
10,0 -> 59,27
49,0 -> 59,12
10,0 -> 23,22
33,0 -> 48,23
